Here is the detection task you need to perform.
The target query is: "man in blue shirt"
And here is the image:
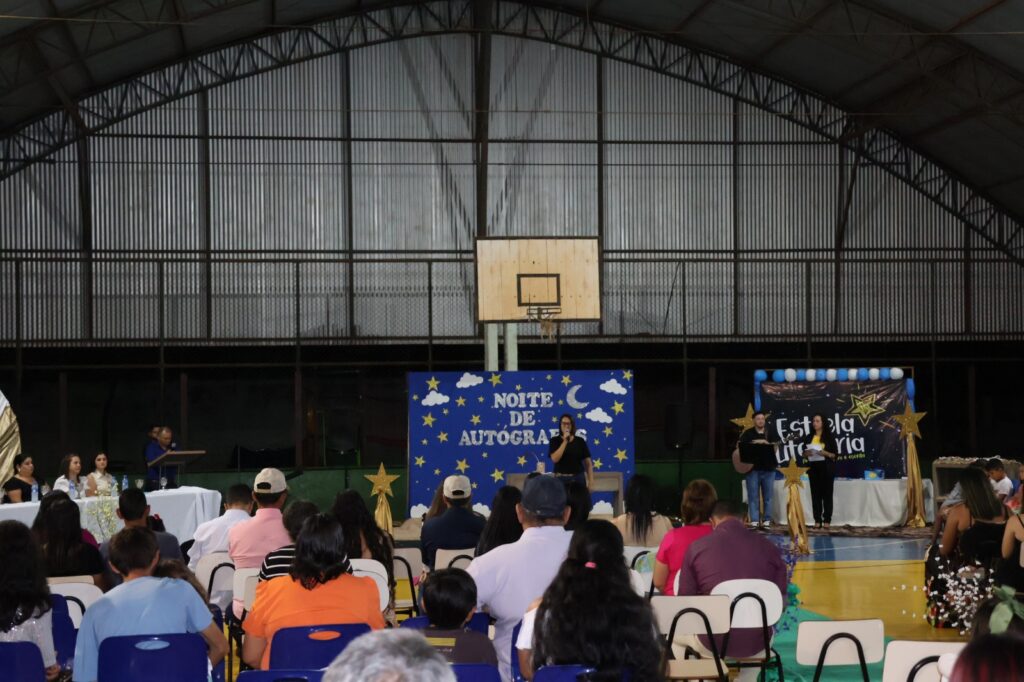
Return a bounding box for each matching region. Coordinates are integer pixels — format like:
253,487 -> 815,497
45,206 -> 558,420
72,526 -> 228,682
144,426 -> 178,487
421,475 -> 486,570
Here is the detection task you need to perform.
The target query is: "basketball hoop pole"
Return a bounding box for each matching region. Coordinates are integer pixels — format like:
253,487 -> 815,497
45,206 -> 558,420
485,324 -> 499,372
505,323 -> 518,371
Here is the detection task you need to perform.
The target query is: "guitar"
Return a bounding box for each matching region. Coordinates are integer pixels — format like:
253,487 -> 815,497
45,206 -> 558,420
732,432 -> 800,474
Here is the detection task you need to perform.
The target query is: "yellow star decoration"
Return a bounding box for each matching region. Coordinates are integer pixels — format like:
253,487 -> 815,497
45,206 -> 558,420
517,456 -> 527,466
846,393 -> 886,427
577,412 -> 583,419
482,452 -> 489,459
442,408 -> 449,415
455,459 -> 469,473
561,375 -> 572,386
779,457 -> 809,488
603,426 -> 613,437
551,416 -> 558,422
421,438 -> 428,446
434,468 -> 441,475
546,374 -> 552,380
456,397 -> 466,407
426,376 -> 440,391
557,399 -> 564,406
422,413 -> 436,428
730,404 -> 756,432
438,432 -> 448,443
612,401 -> 625,415
623,370 -> 633,380
414,456 -> 425,467
892,403 -> 927,440
594,439 -> 600,445
491,468 -> 505,483
614,449 -> 628,463
472,482 -> 478,489
515,384 -> 522,391
593,458 -> 603,470
412,394 -> 419,401
470,414 -> 481,425
489,373 -> 502,387
365,463 -> 400,498
478,396 -> 485,403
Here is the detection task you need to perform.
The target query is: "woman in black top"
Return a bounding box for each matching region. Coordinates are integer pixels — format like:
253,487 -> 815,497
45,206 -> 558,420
2,455 -> 44,504
548,414 -> 593,489
801,413 -> 839,530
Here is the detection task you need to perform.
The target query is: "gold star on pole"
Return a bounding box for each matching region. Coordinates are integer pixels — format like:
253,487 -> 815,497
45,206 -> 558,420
517,456 -> 527,466
622,370 -> 633,380
422,413 -> 436,428
470,415 -> 481,425
893,403 -> 927,440
561,375 -> 572,386
426,376 -> 440,391
489,373 -> 502,387
846,393 -> 886,426
455,397 -> 466,407
365,462 -> 400,498
612,401 -> 625,415
614,449 -> 628,463
593,458 -> 603,470
437,431 -> 448,443
414,456 -> 425,467
455,458 -> 469,473
779,457 -> 809,488
603,426 -> 613,437
730,404 -> 756,432
491,468 -> 505,483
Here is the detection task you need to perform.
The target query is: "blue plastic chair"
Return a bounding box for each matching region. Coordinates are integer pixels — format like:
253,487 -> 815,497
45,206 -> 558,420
236,671 -> 324,682
208,604 -> 225,682
0,641 -> 46,682
400,612 -> 491,634
50,594 -> 78,670
268,623 -> 371,669
510,621 -> 524,682
534,665 -> 598,681
453,663 -> 502,681
97,633 -> 208,681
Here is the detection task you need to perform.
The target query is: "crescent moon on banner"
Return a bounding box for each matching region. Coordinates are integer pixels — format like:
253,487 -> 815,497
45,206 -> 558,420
566,385 -> 589,410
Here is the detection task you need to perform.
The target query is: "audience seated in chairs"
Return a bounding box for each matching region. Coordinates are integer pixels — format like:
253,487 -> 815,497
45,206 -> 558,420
612,474 -> 674,547
229,469 -> 290,618
475,486 -> 523,557
258,500 -> 319,582
187,483 -> 253,571
0,520 -> 60,681
241,513 -> 385,670
517,519 -> 663,681
419,568 -> 497,666
100,488 -> 182,589
466,475 -> 572,682
420,476 -> 486,571
674,499 -> 788,680
331,490 -> 396,620
323,629 -> 456,682
653,479 -> 717,596
72,526 -> 228,682
37,497 -> 107,591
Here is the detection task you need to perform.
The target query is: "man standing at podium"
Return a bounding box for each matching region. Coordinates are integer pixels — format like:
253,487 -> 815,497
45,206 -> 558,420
145,426 -> 178,489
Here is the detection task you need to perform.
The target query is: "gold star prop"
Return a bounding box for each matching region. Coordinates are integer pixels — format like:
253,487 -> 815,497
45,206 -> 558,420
622,370 -> 633,380
422,413 -> 436,427
455,458 -> 469,473
612,401 -> 625,415
846,393 -> 885,426
365,463 -> 400,534
730,404 -> 756,432
426,376 -> 440,391
414,456 -> 425,467
489,373 -> 502,387
517,456 -> 527,466
491,468 -> 505,483
614,449 -> 628,463
780,457 -> 809,488
593,458 -> 603,470
777,457 -> 810,555
455,396 -> 466,407
892,403 -> 926,440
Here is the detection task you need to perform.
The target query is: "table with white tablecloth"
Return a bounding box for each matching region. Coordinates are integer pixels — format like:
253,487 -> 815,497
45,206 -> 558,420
743,478 -> 935,527
0,486 -> 221,543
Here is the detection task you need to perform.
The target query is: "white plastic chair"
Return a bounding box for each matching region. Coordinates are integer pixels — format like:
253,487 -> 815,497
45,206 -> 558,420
393,548 -> 422,616
711,578 -> 784,678
881,641 -> 967,682
434,547 -> 475,570
47,575 -> 96,585
629,569 -> 647,597
350,558 -> 391,612
232,567 -> 260,615
623,546 -> 658,570
49,582 -> 103,628
650,595 -> 732,681
796,619 -> 884,682
194,552 -> 234,611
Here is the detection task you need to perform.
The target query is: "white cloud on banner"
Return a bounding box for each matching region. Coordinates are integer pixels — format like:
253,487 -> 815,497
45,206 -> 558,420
456,373 -> 484,388
473,503 -> 491,518
600,379 -> 628,395
421,391 -> 450,406
585,407 -> 613,424
592,501 -> 614,515
409,504 -> 428,518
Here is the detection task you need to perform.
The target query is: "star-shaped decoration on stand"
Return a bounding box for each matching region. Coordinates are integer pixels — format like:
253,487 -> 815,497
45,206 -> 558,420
593,458 -> 603,470
622,370 -> 633,380
414,456 -> 425,467
426,376 -> 440,391
470,415 -> 481,425
779,457 -> 809,488
612,401 -> 625,415
892,403 -> 927,440
455,459 -> 470,473
491,468 -> 505,483
437,432 -> 448,443
603,426 -> 613,437
730,404 -> 756,432
365,463 -> 400,498
456,397 -> 466,407
422,413 -> 436,428
489,373 -> 502,387
614,449 -> 628,463
561,375 -> 572,386
846,393 -> 886,426
517,456 -> 527,466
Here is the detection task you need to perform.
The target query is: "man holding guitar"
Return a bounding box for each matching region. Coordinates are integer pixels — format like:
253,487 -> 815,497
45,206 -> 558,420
734,411 -> 779,529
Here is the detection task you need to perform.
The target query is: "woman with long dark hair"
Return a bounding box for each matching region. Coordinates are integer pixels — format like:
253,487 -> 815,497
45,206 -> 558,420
612,474 -> 673,547
3,454 -> 44,504
331,490 -> 396,619
53,454 -> 84,499
802,414 -> 839,530
475,486 -> 523,556
37,498 -> 106,589
242,513 -> 386,669
517,519 -> 663,681
549,414 -> 593,489
939,467 -> 1007,560
0,521 -> 59,681
84,452 -> 115,497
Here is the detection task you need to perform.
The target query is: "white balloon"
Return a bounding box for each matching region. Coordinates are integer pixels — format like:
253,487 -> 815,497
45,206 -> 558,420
806,369 -> 817,381
848,368 -> 859,380
891,367 -> 905,380
868,368 -> 880,380
825,369 -> 838,381
784,368 -> 797,382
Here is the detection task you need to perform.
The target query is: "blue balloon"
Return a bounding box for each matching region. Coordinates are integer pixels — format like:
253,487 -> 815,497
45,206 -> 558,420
754,395 -> 762,411
880,367 -> 891,380
907,378 -> 916,399
858,368 -> 869,380
817,369 -> 826,381
837,369 -> 849,381
796,369 -> 807,381
772,369 -> 785,382
754,369 -> 768,382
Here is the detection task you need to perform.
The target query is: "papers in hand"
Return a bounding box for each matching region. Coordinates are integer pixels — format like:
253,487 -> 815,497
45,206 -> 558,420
805,443 -> 825,462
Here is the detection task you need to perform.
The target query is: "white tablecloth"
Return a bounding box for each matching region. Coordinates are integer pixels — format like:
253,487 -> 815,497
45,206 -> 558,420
0,486 -> 221,543
743,478 -> 935,527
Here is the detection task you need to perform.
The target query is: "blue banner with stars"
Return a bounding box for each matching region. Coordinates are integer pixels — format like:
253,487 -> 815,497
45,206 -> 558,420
407,370 -> 635,517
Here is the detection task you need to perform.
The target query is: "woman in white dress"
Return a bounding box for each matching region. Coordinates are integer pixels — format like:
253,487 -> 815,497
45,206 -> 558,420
52,454 -> 84,499
85,452 -> 115,497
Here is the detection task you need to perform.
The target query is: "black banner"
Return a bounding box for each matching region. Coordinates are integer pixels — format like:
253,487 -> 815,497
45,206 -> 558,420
760,380 -> 908,478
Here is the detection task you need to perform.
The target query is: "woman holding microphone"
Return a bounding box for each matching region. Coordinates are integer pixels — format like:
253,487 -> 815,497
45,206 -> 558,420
803,413 -> 839,530
549,414 -> 593,490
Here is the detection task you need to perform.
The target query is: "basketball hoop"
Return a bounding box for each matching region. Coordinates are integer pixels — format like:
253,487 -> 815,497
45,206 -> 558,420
527,305 -> 561,341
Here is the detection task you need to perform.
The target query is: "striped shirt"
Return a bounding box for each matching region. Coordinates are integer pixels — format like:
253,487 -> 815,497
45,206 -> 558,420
258,544 -> 295,582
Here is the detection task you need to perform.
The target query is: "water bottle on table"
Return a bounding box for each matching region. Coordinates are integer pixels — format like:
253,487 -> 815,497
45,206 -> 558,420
31,482 -> 39,502
122,474 -> 129,493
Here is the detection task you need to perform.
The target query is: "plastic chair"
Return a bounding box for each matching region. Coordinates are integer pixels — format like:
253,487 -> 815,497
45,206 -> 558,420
49,581 -> 103,628
0,641 -> 46,682
268,623 -> 371,669
237,672 -> 324,682
434,547 -> 475,570
400,612 -> 491,634
195,552 -> 235,610
628,569 -> 648,598
47,575 -> 96,585
97,633 -> 208,682
796,619 -> 884,682
350,558 -> 391,612
228,567 -> 260,677
533,665 -> 598,681
650,595 -> 731,681
711,579 -> 784,680
453,663 -> 503,681
881,641 -> 967,682
393,554 -> 420,616
50,594 -> 78,670
511,621 -> 524,682
622,546 -> 657,570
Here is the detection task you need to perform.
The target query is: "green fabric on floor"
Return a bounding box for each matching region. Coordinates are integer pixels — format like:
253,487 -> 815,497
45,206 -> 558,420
760,608 -> 885,682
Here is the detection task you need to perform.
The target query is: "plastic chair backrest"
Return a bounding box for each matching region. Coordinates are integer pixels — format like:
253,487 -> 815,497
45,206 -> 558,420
453,663 -> 503,681
195,552 -> 235,601
232,568 -> 260,612
711,579 -> 784,628
510,621 -> 524,681
400,612 -> 490,634
349,558 -> 390,612
628,569 -> 647,597
796,619 -> 885,666
534,665 -> 598,681
268,623 -> 371,670
97,633 -> 208,682
236,671 -> 324,682
394,547 -> 424,579
47,575 -> 95,585
650,595 -> 732,637
0,641 -> 46,682
881,641 -> 967,682
49,582 -> 104,628
435,547 -> 475,570
623,546 -> 657,571
50,594 -> 78,669
673,571 -> 681,595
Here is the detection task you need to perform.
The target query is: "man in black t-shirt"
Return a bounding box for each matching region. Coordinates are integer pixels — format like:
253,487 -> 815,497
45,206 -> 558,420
739,411 -> 778,529
548,414 -> 592,489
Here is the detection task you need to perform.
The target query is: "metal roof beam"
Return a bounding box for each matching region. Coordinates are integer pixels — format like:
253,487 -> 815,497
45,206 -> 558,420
750,1 -> 837,64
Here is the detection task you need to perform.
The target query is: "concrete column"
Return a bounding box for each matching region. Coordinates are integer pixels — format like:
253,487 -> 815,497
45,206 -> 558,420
485,324 -> 499,372
504,322 -> 518,371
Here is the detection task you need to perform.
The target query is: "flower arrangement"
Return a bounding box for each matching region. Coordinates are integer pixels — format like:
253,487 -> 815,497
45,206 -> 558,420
85,489 -> 120,542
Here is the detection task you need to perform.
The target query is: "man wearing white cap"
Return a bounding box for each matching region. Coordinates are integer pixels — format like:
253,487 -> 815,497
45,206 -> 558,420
421,474 -> 486,570
227,467 -> 290,617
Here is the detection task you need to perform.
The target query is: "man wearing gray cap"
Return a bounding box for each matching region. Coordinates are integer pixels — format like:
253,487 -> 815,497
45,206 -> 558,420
466,475 -> 571,682
421,474 -> 486,570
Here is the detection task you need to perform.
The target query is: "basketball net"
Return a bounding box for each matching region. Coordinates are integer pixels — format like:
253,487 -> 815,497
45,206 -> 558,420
527,306 -> 561,341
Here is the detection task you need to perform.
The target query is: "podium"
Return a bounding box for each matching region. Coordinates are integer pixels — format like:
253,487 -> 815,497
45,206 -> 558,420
148,450 -> 206,485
